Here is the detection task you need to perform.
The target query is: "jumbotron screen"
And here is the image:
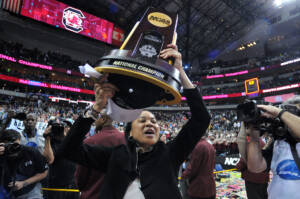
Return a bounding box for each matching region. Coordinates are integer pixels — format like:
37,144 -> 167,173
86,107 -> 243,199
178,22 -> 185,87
20,0 -> 114,44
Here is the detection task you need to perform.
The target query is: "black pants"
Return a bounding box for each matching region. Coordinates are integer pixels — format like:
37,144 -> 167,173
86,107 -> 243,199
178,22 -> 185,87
245,181 -> 268,199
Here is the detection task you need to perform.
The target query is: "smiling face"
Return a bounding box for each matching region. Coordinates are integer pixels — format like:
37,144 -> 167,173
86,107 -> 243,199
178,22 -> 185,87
130,111 -> 160,148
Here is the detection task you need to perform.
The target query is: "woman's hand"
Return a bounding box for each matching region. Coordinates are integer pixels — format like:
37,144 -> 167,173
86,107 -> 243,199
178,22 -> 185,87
160,44 -> 183,71
93,74 -> 119,112
160,44 -> 194,89
257,105 -> 282,119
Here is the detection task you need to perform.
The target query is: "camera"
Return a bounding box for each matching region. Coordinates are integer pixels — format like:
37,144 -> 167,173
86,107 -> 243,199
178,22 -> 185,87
236,100 -> 287,139
47,120 -> 65,137
280,104 -> 300,117
0,142 -> 22,156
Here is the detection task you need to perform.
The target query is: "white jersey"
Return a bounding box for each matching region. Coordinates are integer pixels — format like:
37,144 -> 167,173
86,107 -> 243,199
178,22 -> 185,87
6,119 -> 45,154
123,178 -> 145,199
268,140 -> 300,199
6,118 -> 25,133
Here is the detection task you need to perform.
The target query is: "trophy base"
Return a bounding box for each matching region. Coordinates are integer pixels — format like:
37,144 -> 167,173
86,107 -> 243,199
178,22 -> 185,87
94,49 -> 182,109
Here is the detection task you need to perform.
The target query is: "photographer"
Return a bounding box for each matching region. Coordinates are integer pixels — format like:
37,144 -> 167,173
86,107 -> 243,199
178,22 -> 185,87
245,101 -> 300,199
43,120 -> 79,199
0,129 -> 48,199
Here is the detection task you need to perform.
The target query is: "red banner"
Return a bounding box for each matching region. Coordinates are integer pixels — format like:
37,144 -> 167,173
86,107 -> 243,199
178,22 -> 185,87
20,0 -> 114,44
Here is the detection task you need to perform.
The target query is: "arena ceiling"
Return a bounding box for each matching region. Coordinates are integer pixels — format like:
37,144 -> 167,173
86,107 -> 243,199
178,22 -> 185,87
58,0 -> 271,64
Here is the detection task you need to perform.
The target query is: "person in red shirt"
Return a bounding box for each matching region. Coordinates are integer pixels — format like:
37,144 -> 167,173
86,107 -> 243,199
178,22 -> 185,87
236,158 -> 269,199
74,115 -> 126,199
182,138 -> 216,199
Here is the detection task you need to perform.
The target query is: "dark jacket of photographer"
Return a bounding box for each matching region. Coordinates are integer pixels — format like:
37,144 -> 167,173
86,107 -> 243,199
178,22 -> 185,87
0,156 -> 18,197
0,146 -> 48,197
60,88 -> 211,199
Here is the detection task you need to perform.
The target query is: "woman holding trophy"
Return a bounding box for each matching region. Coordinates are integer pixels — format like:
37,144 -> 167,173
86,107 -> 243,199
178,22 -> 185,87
60,44 -> 211,199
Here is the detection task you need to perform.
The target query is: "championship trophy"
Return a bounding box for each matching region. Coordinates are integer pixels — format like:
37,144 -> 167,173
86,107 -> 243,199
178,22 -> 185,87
94,7 -> 181,109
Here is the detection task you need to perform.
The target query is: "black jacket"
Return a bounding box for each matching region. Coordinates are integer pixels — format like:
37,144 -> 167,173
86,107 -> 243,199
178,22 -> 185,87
60,87 -> 211,199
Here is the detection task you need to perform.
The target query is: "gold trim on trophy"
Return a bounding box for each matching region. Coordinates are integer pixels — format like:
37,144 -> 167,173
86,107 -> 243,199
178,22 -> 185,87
95,66 -> 181,105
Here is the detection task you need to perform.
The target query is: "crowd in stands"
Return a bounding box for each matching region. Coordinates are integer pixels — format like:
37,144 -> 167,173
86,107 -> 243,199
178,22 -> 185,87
1,38 -> 300,81
260,72 -> 300,89
194,46 -> 300,77
2,54 -> 299,97
0,40 -> 83,72
0,80 -> 94,101
1,39 -> 300,98
0,95 -> 82,126
0,60 -> 94,90
201,70 -> 300,95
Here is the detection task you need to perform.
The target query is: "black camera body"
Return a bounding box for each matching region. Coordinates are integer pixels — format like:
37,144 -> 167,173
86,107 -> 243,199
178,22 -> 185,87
237,101 -> 287,139
1,142 -> 22,156
47,120 -> 65,137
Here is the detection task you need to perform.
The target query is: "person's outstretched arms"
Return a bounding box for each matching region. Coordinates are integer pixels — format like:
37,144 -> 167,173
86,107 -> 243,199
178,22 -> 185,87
160,44 -> 194,89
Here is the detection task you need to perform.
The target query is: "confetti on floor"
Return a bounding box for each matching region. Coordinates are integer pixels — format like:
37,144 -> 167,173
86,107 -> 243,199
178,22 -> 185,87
216,171 -> 247,199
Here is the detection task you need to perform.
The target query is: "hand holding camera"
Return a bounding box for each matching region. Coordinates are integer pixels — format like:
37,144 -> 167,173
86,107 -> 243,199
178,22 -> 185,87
237,100 -> 300,141
0,142 -> 22,156
8,181 -> 27,191
43,126 -> 52,139
257,105 -> 283,119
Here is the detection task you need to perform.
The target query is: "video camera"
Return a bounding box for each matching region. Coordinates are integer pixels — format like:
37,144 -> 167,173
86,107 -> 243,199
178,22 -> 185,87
0,142 -> 22,156
236,100 -> 287,139
46,120 -> 65,137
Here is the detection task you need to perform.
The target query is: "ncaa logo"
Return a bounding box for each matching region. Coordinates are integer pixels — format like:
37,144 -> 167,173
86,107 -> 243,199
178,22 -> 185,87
276,159 -> 300,180
62,7 -> 85,33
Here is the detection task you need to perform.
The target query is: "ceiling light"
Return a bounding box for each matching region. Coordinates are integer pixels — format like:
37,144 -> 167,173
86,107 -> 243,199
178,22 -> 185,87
274,0 -> 293,7
274,0 -> 284,7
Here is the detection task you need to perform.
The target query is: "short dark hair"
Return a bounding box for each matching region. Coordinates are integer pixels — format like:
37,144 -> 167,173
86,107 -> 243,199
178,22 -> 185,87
0,129 -> 21,142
